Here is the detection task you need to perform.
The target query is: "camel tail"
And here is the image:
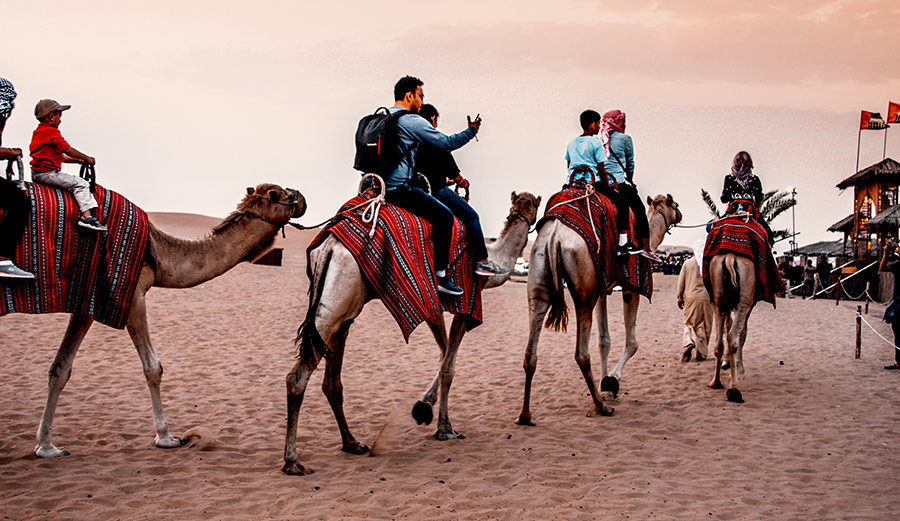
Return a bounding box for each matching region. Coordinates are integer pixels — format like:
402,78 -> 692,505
544,239 -> 569,332
295,247 -> 331,367
722,256 -> 741,313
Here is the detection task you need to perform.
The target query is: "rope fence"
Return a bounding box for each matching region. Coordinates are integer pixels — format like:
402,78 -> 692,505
855,307 -> 900,357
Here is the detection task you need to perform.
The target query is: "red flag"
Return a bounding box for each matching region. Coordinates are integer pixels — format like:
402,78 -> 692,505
860,110 -> 887,130
888,101 -> 900,124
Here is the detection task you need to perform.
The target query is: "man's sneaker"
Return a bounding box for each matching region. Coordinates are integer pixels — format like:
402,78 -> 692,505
77,216 -> 107,232
0,262 -> 35,280
616,243 -> 642,257
639,249 -> 663,263
475,260 -> 509,277
436,276 -> 464,296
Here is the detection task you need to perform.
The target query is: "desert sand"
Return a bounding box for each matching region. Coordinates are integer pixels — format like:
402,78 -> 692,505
1,212 -> 898,520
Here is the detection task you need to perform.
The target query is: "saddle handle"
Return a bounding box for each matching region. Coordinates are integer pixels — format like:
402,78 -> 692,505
79,162 -> 96,193
5,156 -> 24,184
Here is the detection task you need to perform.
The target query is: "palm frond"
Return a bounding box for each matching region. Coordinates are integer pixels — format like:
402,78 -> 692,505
760,189 -> 778,204
771,228 -> 791,240
700,188 -> 721,219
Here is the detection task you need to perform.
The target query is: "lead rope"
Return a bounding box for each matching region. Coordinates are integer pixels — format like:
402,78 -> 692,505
358,173 -> 386,237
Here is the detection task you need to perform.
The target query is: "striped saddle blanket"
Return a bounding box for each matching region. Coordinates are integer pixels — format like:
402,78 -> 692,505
538,186 -> 653,300
702,215 -> 784,306
0,182 -> 150,329
308,195 -> 482,341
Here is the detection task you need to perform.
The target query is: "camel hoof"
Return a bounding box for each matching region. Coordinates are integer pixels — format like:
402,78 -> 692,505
434,430 -> 465,441
721,361 -> 730,370
707,381 -> 724,390
600,376 -> 619,398
412,400 -> 433,426
282,460 -> 315,476
155,434 -> 185,449
726,389 -> 744,403
515,414 -> 535,427
341,441 -> 370,455
34,445 -> 70,458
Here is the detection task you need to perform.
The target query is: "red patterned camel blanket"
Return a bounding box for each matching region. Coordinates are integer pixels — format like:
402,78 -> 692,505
307,194 -> 482,341
0,182 -> 150,329
702,216 -> 784,306
537,186 -> 653,300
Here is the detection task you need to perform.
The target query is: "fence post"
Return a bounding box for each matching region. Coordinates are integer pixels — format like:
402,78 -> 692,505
856,305 -> 862,359
865,281 -> 870,314
835,277 -> 841,306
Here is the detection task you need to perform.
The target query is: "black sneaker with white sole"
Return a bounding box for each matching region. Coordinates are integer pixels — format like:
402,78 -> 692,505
616,243 -> 642,257
77,216 -> 107,232
436,276 -> 464,296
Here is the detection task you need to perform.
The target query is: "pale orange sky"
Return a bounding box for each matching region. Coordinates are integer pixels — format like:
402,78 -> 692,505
3,0 -> 899,249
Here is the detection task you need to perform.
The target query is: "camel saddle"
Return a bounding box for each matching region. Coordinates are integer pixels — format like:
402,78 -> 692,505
702,215 -> 785,306
537,186 -> 653,300
0,182 -> 150,329
308,194 -> 483,341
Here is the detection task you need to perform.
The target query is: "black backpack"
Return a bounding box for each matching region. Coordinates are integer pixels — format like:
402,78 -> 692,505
353,107 -> 411,175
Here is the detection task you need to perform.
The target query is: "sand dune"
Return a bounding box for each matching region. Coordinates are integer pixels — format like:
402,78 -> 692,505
0,213 -> 897,520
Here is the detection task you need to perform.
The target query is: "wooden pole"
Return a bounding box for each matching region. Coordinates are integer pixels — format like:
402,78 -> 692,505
884,126 -> 889,161
835,277 -> 841,305
865,281 -> 870,314
856,305 -> 862,359
856,129 -> 862,176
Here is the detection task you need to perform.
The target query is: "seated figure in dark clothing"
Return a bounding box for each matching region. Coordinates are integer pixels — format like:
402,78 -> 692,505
720,150 -> 774,244
0,77 -> 34,280
414,104 -> 507,277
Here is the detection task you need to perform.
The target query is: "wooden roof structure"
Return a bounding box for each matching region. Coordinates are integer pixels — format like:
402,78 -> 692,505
827,214 -> 854,233
836,158 -> 900,190
865,204 -> 900,229
796,240 -> 846,256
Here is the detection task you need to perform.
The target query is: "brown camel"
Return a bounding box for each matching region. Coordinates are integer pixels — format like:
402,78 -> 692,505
33,184 -> 306,458
283,191 -> 541,475
705,253 -> 756,403
517,193 -> 680,425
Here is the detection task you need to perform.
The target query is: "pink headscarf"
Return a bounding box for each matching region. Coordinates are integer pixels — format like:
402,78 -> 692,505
600,110 -> 626,156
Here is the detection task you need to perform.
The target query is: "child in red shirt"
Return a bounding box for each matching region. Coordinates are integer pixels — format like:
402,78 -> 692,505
30,99 -> 105,231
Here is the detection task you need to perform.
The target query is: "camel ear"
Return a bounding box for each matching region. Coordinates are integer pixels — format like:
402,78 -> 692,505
647,195 -> 653,206
511,191 -> 517,203
247,187 -> 256,195
267,190 -> 280,202
536,196 -> 541,206
666,193 -> 674,205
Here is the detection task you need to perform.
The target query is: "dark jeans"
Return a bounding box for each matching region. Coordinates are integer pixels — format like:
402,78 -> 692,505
434,187 -> 488,261
591,181 -> 631,234
0,177 -> 29,258
892,320 -> 900,366
385,185 -> 454,272
617,182 -> 650,241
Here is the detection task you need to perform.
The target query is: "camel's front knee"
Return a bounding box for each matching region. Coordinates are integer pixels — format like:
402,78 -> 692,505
142,361 -> 163,387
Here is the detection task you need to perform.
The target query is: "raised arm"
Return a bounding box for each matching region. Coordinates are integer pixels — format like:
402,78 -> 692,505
404,114 -> 478,152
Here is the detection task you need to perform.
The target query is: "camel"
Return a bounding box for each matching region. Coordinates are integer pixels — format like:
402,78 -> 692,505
516,193 -> 680,425
32,183 -> 306,458
705,253 -> 756,403
283,191 -> 541,475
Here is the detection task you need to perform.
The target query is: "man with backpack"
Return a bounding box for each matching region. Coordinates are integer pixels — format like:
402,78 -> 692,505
355,75 -> 481,296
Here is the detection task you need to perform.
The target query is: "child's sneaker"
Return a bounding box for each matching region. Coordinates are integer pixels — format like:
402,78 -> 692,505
436,275 -> 464,296
639,249 -> 663,263
0,262 -> 35,280
616,243 -> 642,257
475,260 -> 509,276
77,215 -> 107,232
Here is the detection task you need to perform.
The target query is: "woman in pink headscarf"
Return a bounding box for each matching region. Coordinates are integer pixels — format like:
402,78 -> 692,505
720,150 -> 773,244
600,109 -> 658,260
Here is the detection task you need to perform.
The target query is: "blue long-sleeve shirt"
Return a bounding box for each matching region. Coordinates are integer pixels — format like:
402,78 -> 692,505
604,131 -> 634,185
385,106 -> 477,188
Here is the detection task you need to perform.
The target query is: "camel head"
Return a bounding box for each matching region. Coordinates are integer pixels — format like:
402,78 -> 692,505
240,183 -> 307,223
508,191 -> 542,227
646,193 -> 681,250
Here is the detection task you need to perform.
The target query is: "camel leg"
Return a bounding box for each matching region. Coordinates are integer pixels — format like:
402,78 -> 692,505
432,315 -> 466,440
602,291 -> 641,398
725,301 -> 753,403
125,281 -> 184,450
320,332 -> 369,453
708,308 -> 726,390
34,314 -> 94,458
575,302 -> 614,417
413,316 -> 450,426
516,286 -> 550,426
283,353 -> 321,475
594,295 -> 612,377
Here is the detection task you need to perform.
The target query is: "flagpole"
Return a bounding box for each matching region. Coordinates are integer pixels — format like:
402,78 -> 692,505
885,126 -> 890,160
856,128 -> 862,174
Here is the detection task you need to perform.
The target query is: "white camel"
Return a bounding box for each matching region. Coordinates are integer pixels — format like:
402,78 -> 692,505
31,184 -> 305,457
283,191 -> 541,475
517,193 -> 680,425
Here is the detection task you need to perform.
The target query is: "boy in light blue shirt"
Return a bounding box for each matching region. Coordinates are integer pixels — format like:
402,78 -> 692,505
565,110 -> 640,257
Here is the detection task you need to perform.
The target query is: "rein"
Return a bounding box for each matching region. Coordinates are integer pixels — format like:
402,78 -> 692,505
288,174 -> 387,238
547,184 -> 602,254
